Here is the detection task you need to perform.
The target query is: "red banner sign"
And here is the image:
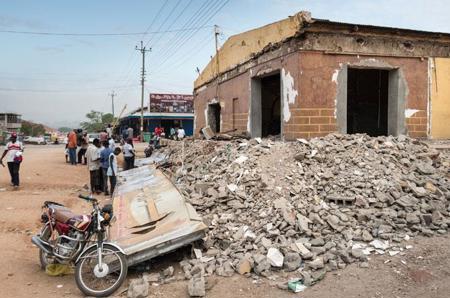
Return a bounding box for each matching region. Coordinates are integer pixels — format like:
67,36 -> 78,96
149,93 -> 194,113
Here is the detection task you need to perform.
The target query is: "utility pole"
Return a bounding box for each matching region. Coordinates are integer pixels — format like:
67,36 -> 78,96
109,91 -> 116,117
135,40 -> 151,141
214,25 -> 220,100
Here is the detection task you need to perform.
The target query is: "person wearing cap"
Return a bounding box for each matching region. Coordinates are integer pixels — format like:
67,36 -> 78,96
0,132 -> 24,188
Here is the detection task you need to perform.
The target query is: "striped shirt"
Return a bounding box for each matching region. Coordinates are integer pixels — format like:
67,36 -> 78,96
5,141 -> 24,162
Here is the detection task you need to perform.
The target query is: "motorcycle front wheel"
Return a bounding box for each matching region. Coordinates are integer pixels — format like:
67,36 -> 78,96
75,244 -> 127,297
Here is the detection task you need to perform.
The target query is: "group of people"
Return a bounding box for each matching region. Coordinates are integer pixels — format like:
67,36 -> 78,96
85,138 -> 122,197
65,125 -> 134,197
66,129 -> 89,165
168,126 -> 186,140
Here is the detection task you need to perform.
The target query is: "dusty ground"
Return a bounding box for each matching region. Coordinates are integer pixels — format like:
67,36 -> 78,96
0,144 -> 449,298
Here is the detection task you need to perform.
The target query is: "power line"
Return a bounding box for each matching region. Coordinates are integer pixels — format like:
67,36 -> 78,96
145,0 -> 195,49
144,0 -> 184,48
150,0 -> 225,70
152,0 -> 230,73
108,0 -> 171,98
0,84 -> 139,93
0,26 -> 212,37
155,32 -> 214,74
149,0 -> 216,63
116,0 -> 197,109
142,0 -> 170,36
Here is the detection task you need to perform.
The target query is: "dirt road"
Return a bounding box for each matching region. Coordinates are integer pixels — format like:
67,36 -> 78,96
0,145 -> 449,298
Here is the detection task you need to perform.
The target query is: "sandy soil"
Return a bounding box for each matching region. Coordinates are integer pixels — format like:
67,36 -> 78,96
0,144 -> 449,298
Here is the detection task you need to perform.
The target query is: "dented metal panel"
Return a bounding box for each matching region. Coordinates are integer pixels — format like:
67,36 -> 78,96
133,151 -> 170,167
110,165 -> 207,266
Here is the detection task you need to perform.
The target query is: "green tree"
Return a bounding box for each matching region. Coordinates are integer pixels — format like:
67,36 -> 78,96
58,127 -> 72,133
80,111 -> 115,132
21,120 -> 46,136
102,113 -> 114,125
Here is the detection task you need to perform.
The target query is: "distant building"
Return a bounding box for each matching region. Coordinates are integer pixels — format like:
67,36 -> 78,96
118,93 -> 194,139
0,112 -> 22,132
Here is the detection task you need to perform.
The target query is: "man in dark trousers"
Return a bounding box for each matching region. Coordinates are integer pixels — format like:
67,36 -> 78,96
86,138 -> 101,194
0,132 -> 24,189
99,140 -> 112,196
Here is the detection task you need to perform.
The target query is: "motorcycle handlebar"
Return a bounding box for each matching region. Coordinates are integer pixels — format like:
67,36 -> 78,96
78,194 -> 97,203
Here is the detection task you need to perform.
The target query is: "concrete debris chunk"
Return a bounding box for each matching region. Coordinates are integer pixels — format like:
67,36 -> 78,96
237,258 -> 252,275
370,239 -> 390,250
267,248 -> 284,267
188,275 -> 206,297
127,278 -> 149,298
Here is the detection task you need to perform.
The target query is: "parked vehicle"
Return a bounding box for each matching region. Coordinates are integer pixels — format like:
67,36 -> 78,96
32,195 -> 127,297
87,133 -> 100,143
23,136 -> 46,145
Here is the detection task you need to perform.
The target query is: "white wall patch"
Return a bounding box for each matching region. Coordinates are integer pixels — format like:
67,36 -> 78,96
282,69 -> 298,122
332,69 -> 339,84
405,109 -> 419,118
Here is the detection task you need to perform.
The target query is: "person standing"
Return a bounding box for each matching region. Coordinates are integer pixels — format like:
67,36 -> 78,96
121,127 -> 128,144
100,140 -> 112,196
86,138 -> 101,194
127,126 -> 134,140
177,126 -> 186,140
108,137 -> 115,150
0,132 -> 24,189
78,132 -> 88,164
122,138 -> 135,171
106,124 -> 113,139
100,129 -> 108,143
67,129 -> 77,165
154,125 -> 162,137
107,147 -> 121,197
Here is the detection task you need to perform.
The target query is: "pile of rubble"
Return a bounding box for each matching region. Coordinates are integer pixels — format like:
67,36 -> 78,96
159,133 -> 450,292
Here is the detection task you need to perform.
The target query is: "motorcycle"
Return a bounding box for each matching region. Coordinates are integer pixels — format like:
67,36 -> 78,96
31,194 -> 127,297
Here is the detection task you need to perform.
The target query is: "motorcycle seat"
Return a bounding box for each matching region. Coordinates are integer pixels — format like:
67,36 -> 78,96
50,205 -> 79,223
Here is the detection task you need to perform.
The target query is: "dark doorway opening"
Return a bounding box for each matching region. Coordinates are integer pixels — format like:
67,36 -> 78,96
261,74 -> 281,137
347,68 -> 389,136
208,103 -> 221,133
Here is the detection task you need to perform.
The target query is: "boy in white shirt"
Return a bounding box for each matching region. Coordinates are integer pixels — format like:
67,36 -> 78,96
122,138 -> 135,170
107,147 -> 121,197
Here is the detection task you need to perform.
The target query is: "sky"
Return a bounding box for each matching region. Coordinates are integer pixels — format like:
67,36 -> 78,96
0,0 -> 449,128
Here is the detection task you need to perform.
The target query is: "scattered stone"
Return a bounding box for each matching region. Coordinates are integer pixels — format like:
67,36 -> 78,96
284,252 -> 302,271
308,257 -> 324,270
267,248 -> 284,267
163,266 -> 174,278
143,272 -> 160,283
127,278 -> 149,298
188,275 -> 205,297
237,258 -> 252,275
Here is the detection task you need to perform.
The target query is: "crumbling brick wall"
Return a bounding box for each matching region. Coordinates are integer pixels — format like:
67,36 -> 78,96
406,110 -> 428,138
284,108 -> 337,139
195,50 -> 430,140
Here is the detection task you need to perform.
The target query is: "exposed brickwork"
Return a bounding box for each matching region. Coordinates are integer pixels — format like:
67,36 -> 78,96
406,110 -> 428,138
284,108 -> 336,140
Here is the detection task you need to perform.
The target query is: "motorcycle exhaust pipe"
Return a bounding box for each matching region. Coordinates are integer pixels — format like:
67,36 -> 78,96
31,235 -> 53,255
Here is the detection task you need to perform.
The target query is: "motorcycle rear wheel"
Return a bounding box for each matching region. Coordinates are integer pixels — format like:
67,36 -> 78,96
75,244 -> 127,297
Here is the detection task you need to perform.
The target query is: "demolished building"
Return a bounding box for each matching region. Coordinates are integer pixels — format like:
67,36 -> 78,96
193,12 -> 450,140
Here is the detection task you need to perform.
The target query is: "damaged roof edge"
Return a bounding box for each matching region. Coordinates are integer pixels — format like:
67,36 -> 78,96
194,11 -> 450,90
